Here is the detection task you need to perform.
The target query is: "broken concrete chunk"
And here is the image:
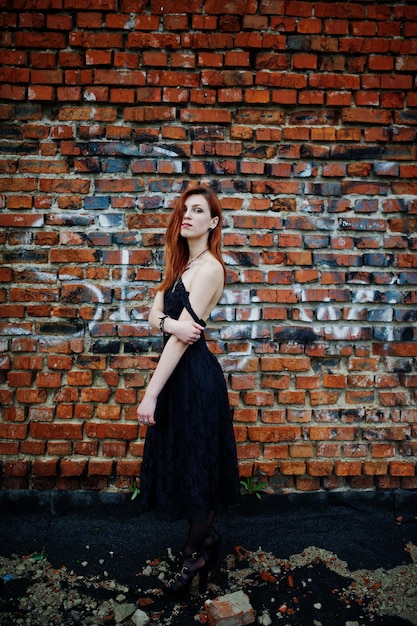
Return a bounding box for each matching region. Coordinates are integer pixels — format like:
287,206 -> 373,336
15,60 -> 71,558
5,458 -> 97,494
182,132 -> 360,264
132,608 -> 151,626
114,602 -> 136,623
205,590 -> 255,626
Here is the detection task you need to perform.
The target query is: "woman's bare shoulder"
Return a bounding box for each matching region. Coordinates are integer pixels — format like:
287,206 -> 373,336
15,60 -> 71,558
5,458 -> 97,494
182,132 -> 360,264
185,255 -> 224,301
194,255 -> 224,285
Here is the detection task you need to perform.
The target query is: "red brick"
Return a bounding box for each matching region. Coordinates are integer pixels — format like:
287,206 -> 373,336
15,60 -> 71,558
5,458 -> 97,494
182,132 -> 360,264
102,441 -> 127,457
33,459 -> 59,476
4,459 -> 31,477
278,390 -> 306,404
55,477 -> 80,489
2,407 -> 25,422
307,461 -> 333,476
74,404 -> 94,419
75,441 -> 99,456
13,356 -> 43,370
21,441 -> 46,455
233,408 -> 258,422
334,461 -> 362,476
15,31 -> 66,48
81,388 -> 112,403
85,422 -> 137,440
29,407 -> 54,422
261,356 -> 311,372
88,460 -> 114,476
0,443 -> 19,455
280,461 -> 306,475
16,389 -> 47,404
116,460 -> 141,476
363,461 -> 388,476
242,391 -> 274,406
60,458 -> 88,477
290,443 -> 314,458
47,443 -> 70,458
95,405 -> 122,420
7,371 -> 33,387
310,426 -> 357,441
248,426 -> 301,442
389,461 -> 415,477
36,372 -> 62,387
31,423 -> 83,440
296,476 -> 321,490
264,444 -> 288,460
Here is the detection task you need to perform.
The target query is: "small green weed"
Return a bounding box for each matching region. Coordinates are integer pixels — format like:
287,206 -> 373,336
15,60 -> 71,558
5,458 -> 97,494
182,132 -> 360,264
127,480 -> 140,501
240,475 -> 266,499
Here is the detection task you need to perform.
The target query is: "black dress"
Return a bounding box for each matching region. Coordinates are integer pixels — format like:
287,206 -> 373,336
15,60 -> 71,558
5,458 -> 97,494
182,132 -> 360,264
139,278 -> 241,523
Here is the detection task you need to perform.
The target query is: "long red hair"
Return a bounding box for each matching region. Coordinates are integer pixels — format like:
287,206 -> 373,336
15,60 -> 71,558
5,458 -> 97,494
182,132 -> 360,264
159,185 -> 226,292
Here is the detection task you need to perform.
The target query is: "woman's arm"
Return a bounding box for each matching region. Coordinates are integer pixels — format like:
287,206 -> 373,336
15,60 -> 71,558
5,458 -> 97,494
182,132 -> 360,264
148,284 -> 205,345
148,290 -> 165,332
137,263 -> 223,426
136,333 -> 188,425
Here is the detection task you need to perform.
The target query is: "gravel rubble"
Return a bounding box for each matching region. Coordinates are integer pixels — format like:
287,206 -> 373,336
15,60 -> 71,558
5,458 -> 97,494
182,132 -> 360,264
1,541 -> 416,626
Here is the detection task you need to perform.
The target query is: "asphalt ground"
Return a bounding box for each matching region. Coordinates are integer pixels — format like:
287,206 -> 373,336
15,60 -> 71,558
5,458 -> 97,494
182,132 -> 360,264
0,489 -> 416,626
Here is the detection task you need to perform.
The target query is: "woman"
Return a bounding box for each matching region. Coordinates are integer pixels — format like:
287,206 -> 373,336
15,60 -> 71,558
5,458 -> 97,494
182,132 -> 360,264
137,185 -> 240,599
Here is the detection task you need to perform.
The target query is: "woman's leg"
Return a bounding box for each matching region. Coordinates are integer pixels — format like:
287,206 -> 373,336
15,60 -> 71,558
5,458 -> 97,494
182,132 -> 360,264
184,510 -> 215,556
162,510 -> 216,598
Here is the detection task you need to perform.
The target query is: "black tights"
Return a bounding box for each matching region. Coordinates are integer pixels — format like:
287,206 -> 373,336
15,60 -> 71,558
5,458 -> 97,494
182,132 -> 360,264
184,510 -> 215,557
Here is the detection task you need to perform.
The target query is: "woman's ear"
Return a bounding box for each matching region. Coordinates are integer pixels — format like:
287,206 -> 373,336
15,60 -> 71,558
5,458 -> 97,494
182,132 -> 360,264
210,216 -> 219,230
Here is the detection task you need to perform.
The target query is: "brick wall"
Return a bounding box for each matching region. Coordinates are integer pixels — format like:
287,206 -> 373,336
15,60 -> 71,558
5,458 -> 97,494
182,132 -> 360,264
1,0 -> 417,494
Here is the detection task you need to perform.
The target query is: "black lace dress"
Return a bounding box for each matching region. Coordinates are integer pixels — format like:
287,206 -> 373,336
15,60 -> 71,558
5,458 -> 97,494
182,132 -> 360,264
139,278 -> 241,523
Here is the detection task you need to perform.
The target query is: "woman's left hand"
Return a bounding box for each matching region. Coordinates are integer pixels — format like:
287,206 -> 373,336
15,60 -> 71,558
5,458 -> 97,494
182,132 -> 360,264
170,319 -> 204,345
137,394 -> 157,427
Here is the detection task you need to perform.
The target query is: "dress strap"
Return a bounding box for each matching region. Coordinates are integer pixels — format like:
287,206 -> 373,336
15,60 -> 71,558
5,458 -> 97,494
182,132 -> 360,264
179,280 -> 206,327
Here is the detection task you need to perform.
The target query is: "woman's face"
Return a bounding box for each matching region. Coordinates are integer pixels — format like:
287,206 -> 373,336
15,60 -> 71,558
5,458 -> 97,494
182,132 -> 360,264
180,194 -> 218,240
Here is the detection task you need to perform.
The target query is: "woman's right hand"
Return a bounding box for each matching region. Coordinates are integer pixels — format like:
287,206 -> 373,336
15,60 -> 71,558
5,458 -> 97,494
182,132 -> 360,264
168,319 -> 204,345
137,393 -> 157,427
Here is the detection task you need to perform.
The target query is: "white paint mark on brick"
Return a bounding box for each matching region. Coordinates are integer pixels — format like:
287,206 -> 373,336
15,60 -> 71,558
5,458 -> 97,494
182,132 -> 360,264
317,305 -> 340,321
109,249 -> 130,321
83,91 -> 97,101
353,288 -> 374,303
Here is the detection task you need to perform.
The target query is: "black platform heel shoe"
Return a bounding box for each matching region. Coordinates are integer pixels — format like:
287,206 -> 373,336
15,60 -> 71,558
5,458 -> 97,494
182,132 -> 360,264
162,550 -> 210,600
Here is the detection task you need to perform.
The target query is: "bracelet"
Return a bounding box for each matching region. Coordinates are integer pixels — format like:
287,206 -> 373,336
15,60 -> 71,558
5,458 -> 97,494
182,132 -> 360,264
159,315 -> 170,334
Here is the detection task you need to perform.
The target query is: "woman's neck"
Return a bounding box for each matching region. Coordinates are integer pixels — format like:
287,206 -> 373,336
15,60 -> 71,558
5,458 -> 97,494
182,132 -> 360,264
187,240 -> 209,263
185,246 -> 209,270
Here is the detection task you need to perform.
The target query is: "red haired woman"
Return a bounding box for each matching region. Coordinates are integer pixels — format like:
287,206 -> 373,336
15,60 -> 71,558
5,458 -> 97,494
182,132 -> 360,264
137,185 -> 240,599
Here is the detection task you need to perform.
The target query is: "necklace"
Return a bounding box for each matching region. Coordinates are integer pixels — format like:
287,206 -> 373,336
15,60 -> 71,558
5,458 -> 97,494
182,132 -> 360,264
172,248 -> 209,292
185,247 -> 209,270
